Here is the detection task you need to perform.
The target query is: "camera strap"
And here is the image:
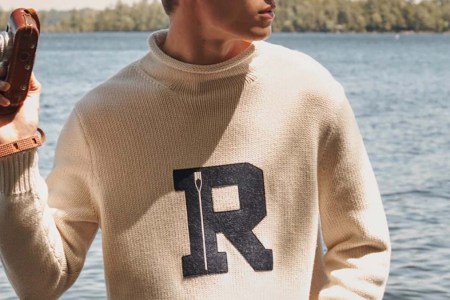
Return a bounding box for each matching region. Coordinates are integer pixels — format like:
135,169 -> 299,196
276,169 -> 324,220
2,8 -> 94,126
0,128 -> 45,158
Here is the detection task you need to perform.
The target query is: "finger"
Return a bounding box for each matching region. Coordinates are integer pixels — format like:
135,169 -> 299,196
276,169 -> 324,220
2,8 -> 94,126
0,95 -> 10,107
0,80 -> 10,92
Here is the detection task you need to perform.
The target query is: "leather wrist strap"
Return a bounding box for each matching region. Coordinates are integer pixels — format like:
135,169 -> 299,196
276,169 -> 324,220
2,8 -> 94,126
0,128 -> 45,158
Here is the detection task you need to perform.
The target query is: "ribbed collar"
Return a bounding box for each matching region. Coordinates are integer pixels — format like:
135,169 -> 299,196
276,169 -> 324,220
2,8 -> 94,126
137,30 -> 259,93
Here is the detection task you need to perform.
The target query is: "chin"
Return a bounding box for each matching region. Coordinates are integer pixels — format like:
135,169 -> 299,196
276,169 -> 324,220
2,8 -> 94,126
246,27 -> 273,41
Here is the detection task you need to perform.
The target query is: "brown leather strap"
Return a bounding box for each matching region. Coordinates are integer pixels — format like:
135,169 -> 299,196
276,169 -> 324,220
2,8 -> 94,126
0,128 -> 45,158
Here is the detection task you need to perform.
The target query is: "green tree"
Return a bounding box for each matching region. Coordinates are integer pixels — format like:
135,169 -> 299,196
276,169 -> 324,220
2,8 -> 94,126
1,0 -> 448,33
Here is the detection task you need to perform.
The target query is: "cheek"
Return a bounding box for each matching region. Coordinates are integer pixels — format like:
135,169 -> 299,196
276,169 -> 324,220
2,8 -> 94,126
228,15 -> 272,40
206,10 -> 244,33
200,3 -> 271,40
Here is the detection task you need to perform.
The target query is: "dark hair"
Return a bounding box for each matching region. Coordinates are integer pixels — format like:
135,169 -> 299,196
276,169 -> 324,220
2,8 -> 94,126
161,0 -> 177,15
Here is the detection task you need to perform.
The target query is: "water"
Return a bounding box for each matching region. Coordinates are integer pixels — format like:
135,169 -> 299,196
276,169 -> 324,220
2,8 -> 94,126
1,32 -> 449,299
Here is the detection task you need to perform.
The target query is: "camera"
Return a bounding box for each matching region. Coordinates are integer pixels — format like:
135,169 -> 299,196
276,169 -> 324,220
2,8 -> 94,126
0,8 -> 40,115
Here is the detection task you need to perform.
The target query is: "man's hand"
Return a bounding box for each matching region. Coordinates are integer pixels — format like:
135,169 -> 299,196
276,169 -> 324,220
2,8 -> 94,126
0,67 -> 40,145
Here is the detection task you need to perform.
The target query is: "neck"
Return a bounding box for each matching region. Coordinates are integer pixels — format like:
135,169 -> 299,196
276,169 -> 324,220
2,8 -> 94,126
161,18 -> 251,65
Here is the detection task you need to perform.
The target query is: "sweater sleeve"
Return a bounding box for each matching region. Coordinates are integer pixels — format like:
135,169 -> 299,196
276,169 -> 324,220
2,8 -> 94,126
317,86 -> 391,299
0,109 -> 99,299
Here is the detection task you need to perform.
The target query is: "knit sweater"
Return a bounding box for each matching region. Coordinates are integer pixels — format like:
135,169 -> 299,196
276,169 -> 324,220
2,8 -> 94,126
0,30 -> 390,299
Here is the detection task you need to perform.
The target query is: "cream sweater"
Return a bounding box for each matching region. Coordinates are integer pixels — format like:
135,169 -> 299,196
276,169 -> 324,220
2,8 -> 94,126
0,31 -> 390,299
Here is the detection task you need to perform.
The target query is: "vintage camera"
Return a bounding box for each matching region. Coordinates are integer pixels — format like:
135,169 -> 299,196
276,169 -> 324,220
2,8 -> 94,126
0,8 -> 40,115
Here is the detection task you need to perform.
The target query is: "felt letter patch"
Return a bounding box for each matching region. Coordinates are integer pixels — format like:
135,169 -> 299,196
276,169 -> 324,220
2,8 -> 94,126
173,163 -> 273,277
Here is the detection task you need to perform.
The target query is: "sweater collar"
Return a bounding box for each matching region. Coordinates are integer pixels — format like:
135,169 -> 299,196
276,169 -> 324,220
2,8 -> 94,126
148,30 -> 257,74
138,30 -> 259,93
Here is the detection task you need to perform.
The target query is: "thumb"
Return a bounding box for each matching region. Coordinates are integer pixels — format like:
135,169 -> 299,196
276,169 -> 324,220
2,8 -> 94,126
29,73 -> 42,94
14,73 -> 41,124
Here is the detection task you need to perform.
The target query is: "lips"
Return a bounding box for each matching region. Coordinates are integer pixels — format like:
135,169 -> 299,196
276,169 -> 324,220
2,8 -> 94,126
259,6 -> 276,14
259,5 -> 276,19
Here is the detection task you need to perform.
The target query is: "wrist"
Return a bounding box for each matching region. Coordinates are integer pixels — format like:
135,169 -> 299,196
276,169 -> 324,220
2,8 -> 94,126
0,122 -> 40,145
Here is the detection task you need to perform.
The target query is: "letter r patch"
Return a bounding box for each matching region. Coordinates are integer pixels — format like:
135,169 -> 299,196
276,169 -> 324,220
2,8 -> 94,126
173,163 -> 273,277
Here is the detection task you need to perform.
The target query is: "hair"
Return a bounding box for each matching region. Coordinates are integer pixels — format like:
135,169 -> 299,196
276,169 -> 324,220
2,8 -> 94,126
161,0 -> 178,15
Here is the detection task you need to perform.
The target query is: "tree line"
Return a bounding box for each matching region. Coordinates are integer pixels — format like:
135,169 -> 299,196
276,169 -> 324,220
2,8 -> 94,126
1,0 -> 449,33
275,0 -> 450,32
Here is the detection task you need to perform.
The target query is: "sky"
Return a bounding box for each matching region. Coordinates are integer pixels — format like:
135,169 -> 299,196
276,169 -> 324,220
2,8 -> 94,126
0,0 -> 144,11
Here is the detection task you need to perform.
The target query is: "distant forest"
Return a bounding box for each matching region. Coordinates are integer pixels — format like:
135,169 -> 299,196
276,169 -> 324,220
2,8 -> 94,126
1,0 -> 449,33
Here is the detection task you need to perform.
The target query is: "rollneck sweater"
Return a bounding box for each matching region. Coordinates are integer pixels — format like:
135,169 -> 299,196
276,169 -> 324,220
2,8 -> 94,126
0,30 -> 390,299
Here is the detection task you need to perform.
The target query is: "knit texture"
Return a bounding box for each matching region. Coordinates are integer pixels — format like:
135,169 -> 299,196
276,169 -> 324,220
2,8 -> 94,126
0,30 -> 390,299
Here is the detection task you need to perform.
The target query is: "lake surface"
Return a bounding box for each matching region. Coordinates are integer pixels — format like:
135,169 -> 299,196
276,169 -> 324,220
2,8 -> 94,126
1,32 -> 449,299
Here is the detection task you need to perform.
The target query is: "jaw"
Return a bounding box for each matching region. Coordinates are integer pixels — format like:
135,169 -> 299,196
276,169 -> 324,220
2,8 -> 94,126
247,26 -> 273,41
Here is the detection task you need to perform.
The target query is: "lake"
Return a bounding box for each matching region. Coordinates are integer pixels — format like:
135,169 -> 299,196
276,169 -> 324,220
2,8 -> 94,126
1,32 -> 449,299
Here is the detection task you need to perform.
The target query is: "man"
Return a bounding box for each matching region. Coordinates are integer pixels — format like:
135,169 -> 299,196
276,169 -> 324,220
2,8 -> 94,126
0,0 -> 391,299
